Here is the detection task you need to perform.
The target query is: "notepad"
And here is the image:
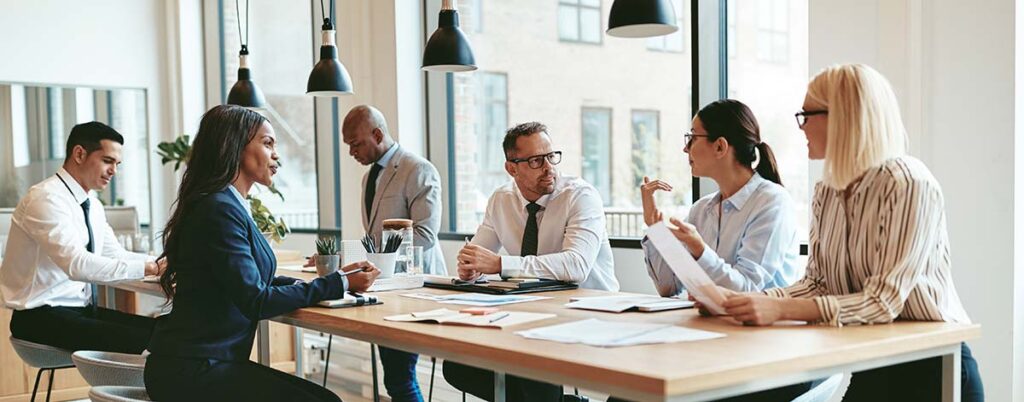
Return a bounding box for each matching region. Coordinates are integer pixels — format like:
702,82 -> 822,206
516,318 -> 724,347
400,293 -> 549,306
566,295 -> 694,313
385,308 -> 555,329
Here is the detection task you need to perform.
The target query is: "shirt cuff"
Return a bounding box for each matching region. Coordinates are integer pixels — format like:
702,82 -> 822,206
340,274 -> 349,293
694,243 -> 718,269
499,256 -> 524,278
128,260 -> 147,279
812,295 -> 842,326
764,287 -> 789,298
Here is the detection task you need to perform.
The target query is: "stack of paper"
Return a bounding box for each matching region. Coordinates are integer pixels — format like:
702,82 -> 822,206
385,308 -> 555,329
566,295 -> 694,313
401,293 -> 549,306
368,275 -> 425,292
516,318 -> 724,347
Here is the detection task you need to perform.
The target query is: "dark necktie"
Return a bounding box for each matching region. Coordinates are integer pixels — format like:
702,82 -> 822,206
81,199 -> 95,253
365,163 -> 384,220
521,202 -> 541,257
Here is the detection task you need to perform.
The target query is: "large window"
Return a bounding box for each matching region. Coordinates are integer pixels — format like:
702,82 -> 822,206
558,0 -> 602,44
442,0 -> 693,237
647,0 -> 686,53
581,107 -> 612,203
220,0 -> 318,230
728,0 -> 809,240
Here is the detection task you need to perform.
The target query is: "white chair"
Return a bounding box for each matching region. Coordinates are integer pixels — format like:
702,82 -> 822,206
104,206 -> 140,237
72,351 -> 146,387
8,336 -> 75,402
791,373 -> 850,402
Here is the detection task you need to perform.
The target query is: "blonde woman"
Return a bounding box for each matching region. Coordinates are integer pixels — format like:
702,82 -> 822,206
713,64 -> 983,401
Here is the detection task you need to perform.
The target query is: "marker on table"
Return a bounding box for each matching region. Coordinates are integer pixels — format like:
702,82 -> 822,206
487,312 -> 511,323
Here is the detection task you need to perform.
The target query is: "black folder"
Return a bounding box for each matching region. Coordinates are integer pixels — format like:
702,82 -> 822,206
423,278 -> 578,295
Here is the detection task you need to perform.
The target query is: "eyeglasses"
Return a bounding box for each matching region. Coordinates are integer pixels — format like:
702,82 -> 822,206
794,110 -> 828,128
684,130 -> 709,147
507,151 -> 563,169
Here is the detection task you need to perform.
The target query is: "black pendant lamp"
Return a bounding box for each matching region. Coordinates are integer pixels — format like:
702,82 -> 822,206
307,0 -> 353,96
607,0 -> 679,38
422,0 -> 477,72
226,0 -> 267,108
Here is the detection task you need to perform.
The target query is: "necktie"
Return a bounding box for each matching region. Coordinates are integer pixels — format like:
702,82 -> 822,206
81,199 -> 98,310
365,163 -> 384,220
521,202 -> 541,257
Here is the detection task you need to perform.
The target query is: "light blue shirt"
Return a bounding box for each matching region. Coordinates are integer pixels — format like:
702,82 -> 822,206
642,173 -> 802,295
373,143 -> 399,187
226,185 -> 254,223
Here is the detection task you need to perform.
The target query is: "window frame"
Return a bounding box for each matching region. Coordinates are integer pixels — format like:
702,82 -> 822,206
557,0 -> 604,45
580,106 -> 614,205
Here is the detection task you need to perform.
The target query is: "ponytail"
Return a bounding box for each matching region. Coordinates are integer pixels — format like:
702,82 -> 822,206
755,142 -> 783,186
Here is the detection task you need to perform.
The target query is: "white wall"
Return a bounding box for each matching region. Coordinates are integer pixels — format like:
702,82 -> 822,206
810,1 -> 1021,400
0,0 -> 206,236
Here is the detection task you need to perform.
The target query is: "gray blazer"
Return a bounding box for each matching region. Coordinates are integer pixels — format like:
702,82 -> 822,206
361,145 -> 447,275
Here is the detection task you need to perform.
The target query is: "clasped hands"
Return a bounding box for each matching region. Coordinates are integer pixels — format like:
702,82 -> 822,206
689,286 -> 790,326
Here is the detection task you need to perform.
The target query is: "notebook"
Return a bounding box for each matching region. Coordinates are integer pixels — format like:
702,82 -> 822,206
423,276 -> 578,294
566,295 -> 694,313
384,308 -> 555,329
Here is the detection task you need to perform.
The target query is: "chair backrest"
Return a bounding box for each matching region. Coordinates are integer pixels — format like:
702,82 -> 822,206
104,206 -> 139,237
88,385 -> 152,402
72,350 -> 146,387
8,336 -> 74,369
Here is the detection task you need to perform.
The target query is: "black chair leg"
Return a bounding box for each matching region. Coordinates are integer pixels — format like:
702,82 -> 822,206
429,357 -> 437,402
371,344 -> 380,402
323,334 -> 333,388
45,368 -> 55,402
30,368 -> 43,402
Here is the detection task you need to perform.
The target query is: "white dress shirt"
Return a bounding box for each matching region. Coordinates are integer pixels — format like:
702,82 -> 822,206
470,176 -> 619,291
0,168 -> 150,310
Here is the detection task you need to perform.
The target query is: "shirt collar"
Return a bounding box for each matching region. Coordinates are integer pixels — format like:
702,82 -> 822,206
375,143 -> 399,168
227,185 -> 253,217
514,176 -> 557,211
720,173 -> 766,212
55,167 -> 89,204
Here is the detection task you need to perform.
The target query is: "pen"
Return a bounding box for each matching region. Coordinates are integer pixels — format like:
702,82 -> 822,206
487,312 -> 510,323
338,266 -> 371,277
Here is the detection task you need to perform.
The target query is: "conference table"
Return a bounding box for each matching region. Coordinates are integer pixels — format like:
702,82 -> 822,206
114,275 -> 979,402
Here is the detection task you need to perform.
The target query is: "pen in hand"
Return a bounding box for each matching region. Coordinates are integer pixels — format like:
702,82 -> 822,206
338,266 -> 372,277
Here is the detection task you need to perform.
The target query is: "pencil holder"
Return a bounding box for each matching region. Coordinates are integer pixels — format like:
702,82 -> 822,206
367,253 -> 397,279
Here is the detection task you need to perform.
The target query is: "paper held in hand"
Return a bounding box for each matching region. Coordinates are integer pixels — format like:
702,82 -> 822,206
646,222 -> 728,315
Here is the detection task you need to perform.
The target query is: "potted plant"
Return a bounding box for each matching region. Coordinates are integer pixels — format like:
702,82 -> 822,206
157,134 -> 289,243
313,236 -> 340,277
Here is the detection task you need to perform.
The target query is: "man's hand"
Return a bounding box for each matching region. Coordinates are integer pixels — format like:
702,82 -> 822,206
144,258 -> 166,276
456,244 -> 501,281
641,176 -> 672,226
668,217 -> 705,259
343,261 -> 380,293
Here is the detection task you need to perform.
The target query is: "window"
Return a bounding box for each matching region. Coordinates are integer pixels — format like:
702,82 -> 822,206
631,110 -> 660,195
220,0 -> 318,230
581,107 -> 612,203
727,0 -> 736,58
647,0 -> 686,53
728,0 -> 809,240
438,0 -> 693,237
558,0 -> 602,44
756,0 -> 790,64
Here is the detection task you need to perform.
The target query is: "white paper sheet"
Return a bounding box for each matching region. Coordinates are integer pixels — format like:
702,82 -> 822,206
515,318 -> 724,347
399,292 -> 549,306
565,295 -> 693,313
646,222 -> 728,315
385,308 -> 556,329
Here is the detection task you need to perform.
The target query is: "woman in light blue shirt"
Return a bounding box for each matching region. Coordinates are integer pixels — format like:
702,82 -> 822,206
641,99 -> 801,295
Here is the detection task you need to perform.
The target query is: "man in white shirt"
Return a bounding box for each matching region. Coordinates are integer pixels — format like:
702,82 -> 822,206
1,121 -> 163,354
444,121 -> 618,402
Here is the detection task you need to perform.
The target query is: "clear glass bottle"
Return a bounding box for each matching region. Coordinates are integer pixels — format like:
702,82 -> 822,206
382,219 -> 414,274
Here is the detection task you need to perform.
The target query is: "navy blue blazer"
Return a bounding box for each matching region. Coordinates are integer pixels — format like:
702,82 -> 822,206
147,188 -> 345,361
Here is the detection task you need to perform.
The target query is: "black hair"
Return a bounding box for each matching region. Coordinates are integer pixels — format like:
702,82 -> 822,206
65,121 -> 124,160
696,99 -> 783,186
502,122 -> 548,159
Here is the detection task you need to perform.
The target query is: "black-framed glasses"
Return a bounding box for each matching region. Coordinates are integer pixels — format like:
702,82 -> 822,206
684,130 -> 709,147
795,110 -> 828,128
507,151 -> 563,169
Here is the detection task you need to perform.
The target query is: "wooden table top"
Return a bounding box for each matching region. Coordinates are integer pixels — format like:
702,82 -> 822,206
273,279 -> 980,400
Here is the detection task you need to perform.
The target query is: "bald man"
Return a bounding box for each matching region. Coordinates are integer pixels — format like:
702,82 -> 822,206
342,105 -> 445,402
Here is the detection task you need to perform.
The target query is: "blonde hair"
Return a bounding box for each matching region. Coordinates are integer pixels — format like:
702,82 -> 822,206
806,64 -> 907,189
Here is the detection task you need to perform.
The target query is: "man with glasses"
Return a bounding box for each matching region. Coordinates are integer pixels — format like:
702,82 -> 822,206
443,121 -> 618,402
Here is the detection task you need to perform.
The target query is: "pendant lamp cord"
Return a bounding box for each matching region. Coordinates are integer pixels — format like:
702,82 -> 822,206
235,0 -> 249,53
319,0 -> 335,29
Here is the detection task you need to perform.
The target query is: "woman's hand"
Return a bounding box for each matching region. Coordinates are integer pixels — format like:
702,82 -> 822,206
722,294 -> 786,326
668,217 -> 704,259
641,176 -> 672,226
690,286 -> 738,316
343,261 -> 380,292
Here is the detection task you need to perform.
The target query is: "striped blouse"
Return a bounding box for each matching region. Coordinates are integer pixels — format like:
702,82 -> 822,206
765,156 -> 971,326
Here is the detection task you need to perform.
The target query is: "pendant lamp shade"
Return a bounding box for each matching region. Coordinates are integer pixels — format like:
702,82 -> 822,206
607,0 -> 679,38
307,26 -> 353,96
422,0 -> 477,72
227,50 -> 267,108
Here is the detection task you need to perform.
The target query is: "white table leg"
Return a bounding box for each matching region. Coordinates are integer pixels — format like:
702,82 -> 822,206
293,327 -> 304,377
942,344 -> 962,402
494,371 -> 506,402
258,320 -> 271,366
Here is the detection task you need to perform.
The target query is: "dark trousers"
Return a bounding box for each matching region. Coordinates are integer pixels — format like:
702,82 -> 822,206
442,361 -> 563,402
843,342 -> 983,402
145,354 -> 340,402
10,305 -> 154,354
379,346 -> 424,402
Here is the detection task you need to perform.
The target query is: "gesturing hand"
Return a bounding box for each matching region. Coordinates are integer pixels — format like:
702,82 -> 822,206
641,176 -> 672,226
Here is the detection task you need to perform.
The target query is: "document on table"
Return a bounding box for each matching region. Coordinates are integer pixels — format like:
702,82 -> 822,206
515,318 -> 724,347
646,222 -> 728,315
385,308 -> 555,329
401,293 -> 549,306
566,295 -> 694,313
